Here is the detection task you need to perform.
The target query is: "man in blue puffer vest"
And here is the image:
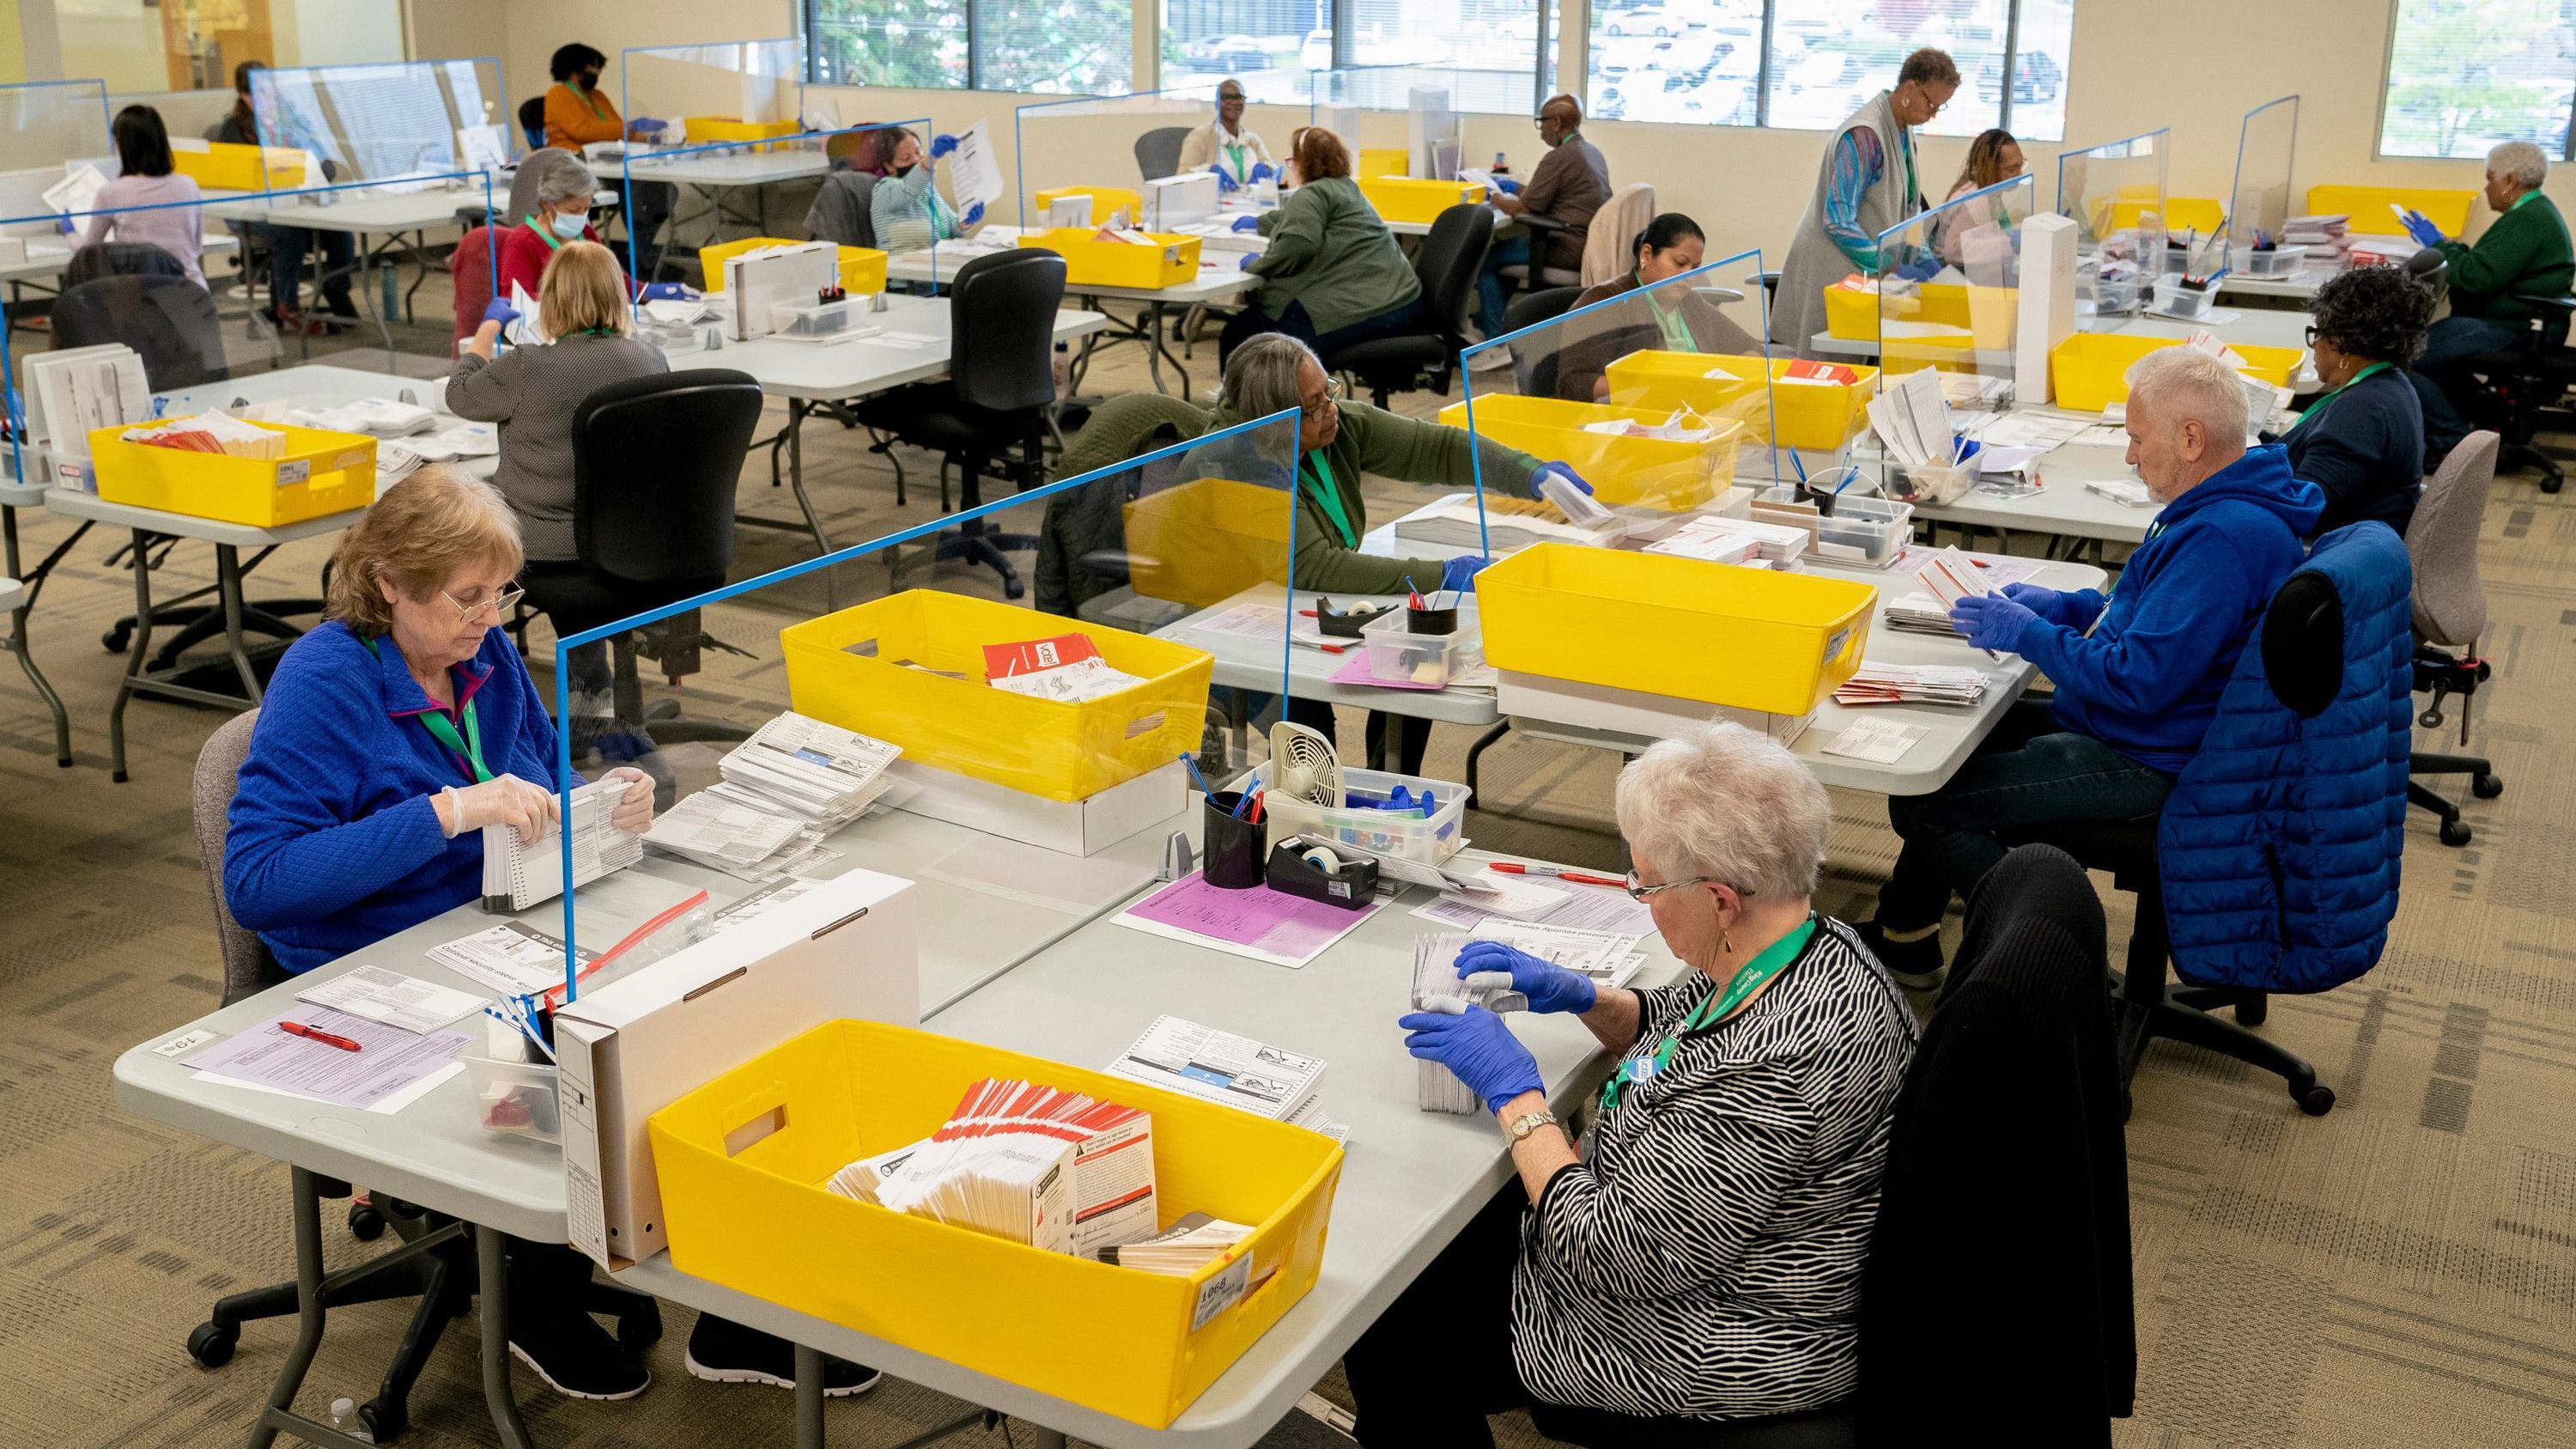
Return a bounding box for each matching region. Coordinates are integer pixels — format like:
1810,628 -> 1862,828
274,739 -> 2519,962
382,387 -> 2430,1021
1859,347 -> 2325,989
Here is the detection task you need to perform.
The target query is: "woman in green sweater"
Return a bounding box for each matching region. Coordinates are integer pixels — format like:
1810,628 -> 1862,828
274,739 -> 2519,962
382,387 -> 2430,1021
2406,140 -> 2575,458
1218,127 -> 1428,365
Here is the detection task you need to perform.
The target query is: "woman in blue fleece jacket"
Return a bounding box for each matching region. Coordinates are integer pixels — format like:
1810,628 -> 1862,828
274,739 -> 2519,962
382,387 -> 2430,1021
1859,347 -> 2324,989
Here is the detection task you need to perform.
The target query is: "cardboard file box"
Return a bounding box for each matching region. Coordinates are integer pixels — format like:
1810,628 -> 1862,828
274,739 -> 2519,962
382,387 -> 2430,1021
881,757 -> 1185,857
1498,669 -> 1815,746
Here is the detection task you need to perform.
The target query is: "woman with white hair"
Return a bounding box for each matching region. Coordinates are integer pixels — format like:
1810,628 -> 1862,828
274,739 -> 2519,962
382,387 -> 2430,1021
1353,722 -> 1916,1441
2406,139 -> 2575,454
496,152 -> 691,307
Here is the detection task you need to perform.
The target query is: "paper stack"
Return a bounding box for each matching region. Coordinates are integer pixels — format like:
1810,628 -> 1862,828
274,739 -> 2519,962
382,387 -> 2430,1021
1394,496 -> 1629,553
1413,930 -> 1528,1114
1643,514 -> 1807,567
2282,214 -> 2350,267
2085,478 -> 2155,507
861,1078 -> 1157,1256
1112,1213 -> 1254,1274
1865,368 -> 1967,477
1579,405 -> 1718,441
1882,593 -> 1966,638
118,410 -> 286,460
1834,662 -> 1992,706
984,634 -> 1144,703
715,712 -> 902,828
1108,1016 -> 1326,1125
480,777 -> 642,912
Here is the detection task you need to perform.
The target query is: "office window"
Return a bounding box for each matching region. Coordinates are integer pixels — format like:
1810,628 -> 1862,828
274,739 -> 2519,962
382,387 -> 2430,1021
1586,0 -> 2071,140
809,0 -> 971,88
1163,0 -> 1329,86
804,0 -> 1133,93
2379,0 -> 2576,160
1348,0 -> 1546,111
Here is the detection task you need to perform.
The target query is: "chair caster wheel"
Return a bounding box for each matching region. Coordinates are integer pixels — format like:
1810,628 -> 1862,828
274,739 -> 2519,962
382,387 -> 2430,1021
2543,474 -> 2563,495
348,1202 -> 386,1241
2440,818 -> 2473,847
617,1302 -> 665,1350
2473,773 -> 2504,800
360,1399 -> 406,1440
2235,995 -> 2268,1027
102,624 -> 133,653
2296,1082 -> 2336,1117
187,1320 -> 239,1368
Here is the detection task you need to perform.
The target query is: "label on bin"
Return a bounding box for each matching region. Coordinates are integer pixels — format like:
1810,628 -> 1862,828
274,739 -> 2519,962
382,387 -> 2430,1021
275,460 -> 310,487
1191,1252 -> 1253,1330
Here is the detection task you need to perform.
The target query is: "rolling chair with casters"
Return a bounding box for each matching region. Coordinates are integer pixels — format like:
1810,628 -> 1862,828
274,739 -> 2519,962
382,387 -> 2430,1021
853,248 -> 1067,599
516,97 -> 547,152
1326,202 -> 1494,408
2403,429 -> 2504,845
1135,125 -> 1190,182
1500,283 -> 1582,398
2455,293 -> 2575,492
187,714 -> 665,1440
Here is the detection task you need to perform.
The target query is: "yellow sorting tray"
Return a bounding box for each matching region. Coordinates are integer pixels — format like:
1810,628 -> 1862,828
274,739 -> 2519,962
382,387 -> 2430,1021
1822,279 -> 2019,349
2047,332 -> 2305,412
1031,186 -> 1145,227
1357,175 -> 1485,224
86,420 -> 375,527
781,590 -> 1212,802
652,1020 -> 1343,1430
683,117 -> 800,151
1478,543 -> 1876,715
171,141 -> 307,192
696,237 -> 889,295
1121,477 -> 1294,609
1017,228 -> 1200,289
1358,148 -> 1409,180
1602,352 -> 1880,452
2106,195 -> 2222,234
1436,395 -> 1735,512
2308,184 -> 2477,238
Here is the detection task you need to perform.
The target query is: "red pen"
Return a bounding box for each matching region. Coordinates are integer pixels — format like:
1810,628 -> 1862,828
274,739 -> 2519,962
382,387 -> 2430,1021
1489,862 -> 1626,888
279,1020 -> 362,1052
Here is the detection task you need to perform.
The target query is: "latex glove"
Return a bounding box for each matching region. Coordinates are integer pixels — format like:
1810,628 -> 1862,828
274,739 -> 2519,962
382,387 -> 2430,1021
1210,164 -> 1239,194
480,297 -> 520,328
56,215 -> 76,234
1527,460 -> 1594,502
1998,581 -> 2067,625
2401,209 -> 2447,248
628,118 -> 665,140
1231,214 -> 1261,233
929,133 -> 959,160
440,773 -> 557,844
1238,253 -> 1258,271
961,201 -> 986,228
1494,176 -> 1522,195
1949,592 -> 2040,653
1400,1001 -> 1543,1110
1455,940 -> 1596,1015
603,766 -> 655,835
1892,253 -> 1942,283
1249,161 -> 1275,183
636,282 -> 688,302
1439,554 -> 1490,594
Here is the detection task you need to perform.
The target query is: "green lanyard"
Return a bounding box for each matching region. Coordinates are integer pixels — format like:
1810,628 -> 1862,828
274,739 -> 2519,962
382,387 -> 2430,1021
1301,450 -> 1358,547
362,636 -> 492,784
2291,361 -> 2390,434
1640,274 -> 1697,352
579,86 -> 610,124
1899,125 -> 1918,213
1599,916 -> 1817,1117
526,214 -> 565,252
1224,141 -> 1248,181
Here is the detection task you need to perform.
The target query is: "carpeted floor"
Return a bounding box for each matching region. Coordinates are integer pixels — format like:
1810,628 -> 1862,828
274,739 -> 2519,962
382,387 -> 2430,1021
1,268 -> 2571,1448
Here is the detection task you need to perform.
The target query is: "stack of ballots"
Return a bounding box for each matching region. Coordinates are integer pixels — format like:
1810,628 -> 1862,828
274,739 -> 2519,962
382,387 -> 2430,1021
643,712 -> 900,879
835,1078 -> 1157,1258
1413,931 -> 1528,1115
1833,662 -> 1991,706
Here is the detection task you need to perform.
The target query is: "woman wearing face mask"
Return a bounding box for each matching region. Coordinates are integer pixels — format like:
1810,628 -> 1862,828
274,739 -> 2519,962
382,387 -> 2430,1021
1553,213 -> 1763,402
868,128 -> 987,254
499,152 -> 625,306
540,44 -> 675,280
1932,128 -> 2024,265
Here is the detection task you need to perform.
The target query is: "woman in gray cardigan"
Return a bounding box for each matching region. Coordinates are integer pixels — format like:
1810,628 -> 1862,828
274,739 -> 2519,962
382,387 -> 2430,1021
1218,126 -> 1426,365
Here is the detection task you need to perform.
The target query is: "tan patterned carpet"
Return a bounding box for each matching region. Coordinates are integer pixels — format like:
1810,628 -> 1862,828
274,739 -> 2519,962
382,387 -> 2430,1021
0,270 -> 2569,1447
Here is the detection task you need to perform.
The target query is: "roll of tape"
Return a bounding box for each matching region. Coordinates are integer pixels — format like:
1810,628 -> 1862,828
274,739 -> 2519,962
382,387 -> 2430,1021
1301,846 -> 1344,872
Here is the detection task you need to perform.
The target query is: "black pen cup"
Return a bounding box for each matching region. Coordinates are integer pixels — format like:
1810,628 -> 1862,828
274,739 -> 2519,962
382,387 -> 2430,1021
1202,791 -> 1268,889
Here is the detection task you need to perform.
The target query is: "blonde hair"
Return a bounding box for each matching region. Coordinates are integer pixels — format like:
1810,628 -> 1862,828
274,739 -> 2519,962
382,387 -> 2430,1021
1613,722 -> 1830,901
325,466 -> 525,636
2124,344 -> 2250,446
539,239 -> 630,338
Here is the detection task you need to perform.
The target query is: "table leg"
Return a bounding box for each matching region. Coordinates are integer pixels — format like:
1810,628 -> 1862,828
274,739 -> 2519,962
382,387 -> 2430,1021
1024,1428 -> 1067,1449
3,507 -> 72,766
1145,300 -> 1194,400
474,1224 -> 536,1449
246,1167 -> 329,1449
216,544 -> 264,705
793,1344 -> 825,1449
110,527 -> 152,783
1140,301 -> 1170,395
400,229 -> 431,325
1462,720 -> 1510,803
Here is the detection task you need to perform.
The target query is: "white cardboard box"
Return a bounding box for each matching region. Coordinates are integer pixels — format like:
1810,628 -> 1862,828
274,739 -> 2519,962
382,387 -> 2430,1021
555,868 -> 918,1270
1497,670 -> 1815,747
880,757 -> 1184,857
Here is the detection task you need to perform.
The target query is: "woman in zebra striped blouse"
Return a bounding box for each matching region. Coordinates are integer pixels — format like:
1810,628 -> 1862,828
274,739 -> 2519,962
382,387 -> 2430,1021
1364,722 -> 1917,1440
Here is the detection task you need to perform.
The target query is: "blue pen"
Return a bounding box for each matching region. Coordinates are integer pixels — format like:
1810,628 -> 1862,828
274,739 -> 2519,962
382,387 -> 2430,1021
1178,752 -> 1216,796
1787,447 -> 1809,486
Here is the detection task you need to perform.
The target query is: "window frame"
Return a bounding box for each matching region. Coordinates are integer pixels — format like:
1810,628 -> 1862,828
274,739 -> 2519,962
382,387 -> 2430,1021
800,0 -> 1137,94
2372,0 -> 2576,162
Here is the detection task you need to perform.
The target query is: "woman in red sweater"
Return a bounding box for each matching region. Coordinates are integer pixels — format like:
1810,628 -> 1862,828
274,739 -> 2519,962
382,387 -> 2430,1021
538,43 -> 675,281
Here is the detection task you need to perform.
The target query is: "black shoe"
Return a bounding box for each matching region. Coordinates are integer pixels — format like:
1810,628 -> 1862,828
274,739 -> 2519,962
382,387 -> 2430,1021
509,1310 -> 649,1401
684,1314 -> 880,1396
1856,919 -> 1946,991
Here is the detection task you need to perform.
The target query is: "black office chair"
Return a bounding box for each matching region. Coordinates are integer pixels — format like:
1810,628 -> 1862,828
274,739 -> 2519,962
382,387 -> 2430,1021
2403,430 -> 2504,844
805,170 -> 881,250
1326,202 -> 1495,408
1500,284 -> 1582,398
852,248 -> 1067,599
1135,125 -> 1190,183
516,95 -> 548,152
2452,292 -> 2574,491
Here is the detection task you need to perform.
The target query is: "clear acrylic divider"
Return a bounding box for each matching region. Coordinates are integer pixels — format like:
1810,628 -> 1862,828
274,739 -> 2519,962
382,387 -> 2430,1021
1012,82 -> 1306,237
2055,129 -> 2170,315
542,408 -> 1303,990
249,60 -> 513,188
1310,66 -> 1534,180
1873,174 -> 2033,417
611,120 -> 927,300
1454,247 -> 1780,562
2,79 -> 112,174
621,40 -> 808,150
2227,96 -> 2302,273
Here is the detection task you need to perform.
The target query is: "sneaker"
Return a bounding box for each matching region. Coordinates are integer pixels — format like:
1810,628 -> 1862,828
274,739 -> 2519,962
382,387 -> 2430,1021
1467,344 -> 1515,372
1856,919 -> 1946,991
684,1313 -> 881,1397
509,1312 -> 649,1401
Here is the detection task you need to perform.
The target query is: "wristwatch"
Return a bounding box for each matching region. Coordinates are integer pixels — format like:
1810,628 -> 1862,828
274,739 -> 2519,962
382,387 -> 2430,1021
1503,1110 -> 1559,1146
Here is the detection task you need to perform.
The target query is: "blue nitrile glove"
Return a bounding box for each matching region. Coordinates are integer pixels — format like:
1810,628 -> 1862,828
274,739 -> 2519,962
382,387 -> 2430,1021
1456,940 -> 1597,1015
1238,253 -> 1258,271
1892,253 -> 1942,283
1400,1002 -> 1544,1109
628,117 -> 666,139
1249,161 -> 1275,183
1527,460 -> 1594,502
1949,592 -> 2040,652
929,133 -> 959,160
962,201 -> 986,228
2402,209 -> 2446,248
481,297 -> 520,327
56,215 -> 75,234
1231,214 -> 1261,232
1210,164 -> 1239,194
1439,554 -> 1490,594
637,282 -> 688,302
1495,176 -> 1522,195
1998,581 -> 2069,625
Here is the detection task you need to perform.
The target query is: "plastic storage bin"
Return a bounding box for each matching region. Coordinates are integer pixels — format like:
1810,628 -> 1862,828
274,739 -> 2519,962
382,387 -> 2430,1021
781,590 -> 1212,803
1016,228 -> 1201,289
1358,609 -> 1468,688
463,1055 -> 562,1145
1435,395 -> 1736,511
1356,176 -> 1484,224
2089,271 -> 2144,314
1753,487 -> 1915,566
2047,332 -> 2304,412
2150,275 -> 2220,320
1358,148 -> 1410,180
699,237 -> 887,294
2307,184 -> 2476,238
1119,476 -> 1292,609
650,1020 -> 1342,1430
86,419 -> 375,527
768,298 -> 870,342
1241,761 -> 1471,863
1031,186 -> 1145,227
2239,244 -> 2311,277
1601,352 -> 1880,452
1822,280 -> 2018,350
1479,542 -> 1876,715
683,117 -> 800,149
171,141 -> 307,191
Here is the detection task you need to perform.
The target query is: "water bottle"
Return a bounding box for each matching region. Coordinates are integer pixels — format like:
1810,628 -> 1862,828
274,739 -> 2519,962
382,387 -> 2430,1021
1492,150 -> 1510,177
327,1397 -> 373,1442
1052,342 -> 1072,400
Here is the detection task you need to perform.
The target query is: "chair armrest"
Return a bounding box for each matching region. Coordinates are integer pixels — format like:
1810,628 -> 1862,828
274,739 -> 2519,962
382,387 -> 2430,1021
1517,212 -> 1569,232
1692,285 -> 1748,304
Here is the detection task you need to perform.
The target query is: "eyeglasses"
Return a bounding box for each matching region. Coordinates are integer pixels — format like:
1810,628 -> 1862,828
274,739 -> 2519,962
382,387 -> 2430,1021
2304,326 -> 2325,349
1300,374 -> 1346,423
444,587 -> 525,625
1624,869 -> 1751,903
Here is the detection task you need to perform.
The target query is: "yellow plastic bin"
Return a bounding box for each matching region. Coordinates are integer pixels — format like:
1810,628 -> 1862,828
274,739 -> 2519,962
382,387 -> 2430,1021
1031,186 -> 1145,227
1121,477 -> 1293,609
781,591 -> 1212,802
650,1020 -> 1343,1429
683,117 -> 800,151
1357,176 -> 1485,224
1479,543 -> 1876,715
1358,148 -> 1409,180
697,237 -> 889,294
1822,280 -> 2018,350
1602,352 -> 1880,452
2308,184 -> 2477,238
171,141 -> 307,192
1437,394 -> 1735,511
1016,228 -> 1200,289
86,420 -> 376,527
2047,332 -> 2305,412
2106,195 -> 2221,234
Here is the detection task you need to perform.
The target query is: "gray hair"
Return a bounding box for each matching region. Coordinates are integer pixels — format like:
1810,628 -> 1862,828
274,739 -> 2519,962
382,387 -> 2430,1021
534,151 -> 597,210
2124,344 -> 2249,442
1223,332 -> 1319,420
1613,722 -> 1829,902
2489,140 -> 2548,190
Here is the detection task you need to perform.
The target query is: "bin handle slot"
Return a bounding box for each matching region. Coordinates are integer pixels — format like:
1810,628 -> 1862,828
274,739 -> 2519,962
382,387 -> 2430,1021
682,967 -> 748,1003
720,1083 -> 793,1158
